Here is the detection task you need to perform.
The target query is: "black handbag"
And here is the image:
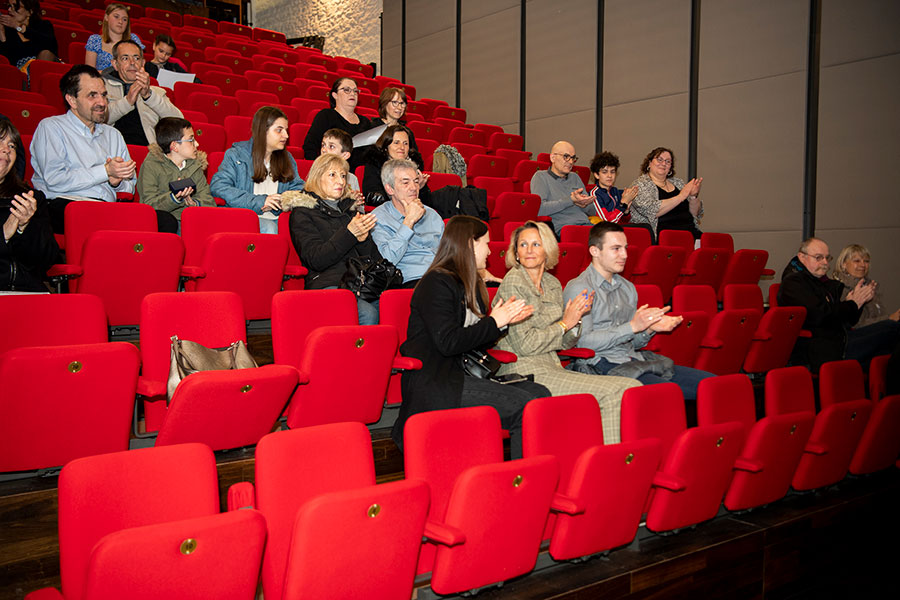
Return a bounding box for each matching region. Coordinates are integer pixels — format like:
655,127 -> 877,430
340,256 -> 404,302
460,349 -> 501,380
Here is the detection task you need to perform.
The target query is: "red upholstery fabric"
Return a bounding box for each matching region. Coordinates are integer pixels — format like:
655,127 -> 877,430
678,247 -> 732,288
488,131 -> 524,152
549,242 -> 588,288
697,374 -> 757,431
432,105 -> 467,122
0,294 -> 106,356
489,192 -> 540,239
182,93 -> 240,125
849,395 -> 900,475
559,224 -> 590,246
868,354 -> 891,402
380,288 -> 415,406
648,310 -> 709,366
742,306 -> 807,373
467,154 -> 508,179
425,171 -> 462,191
630,245 -> 687,302
271,289 -> 358,367
671,284 -> 717,315
634,284 -> 664,310
658,229 -> 695,253
0,99 -> 60,135
199,71 -> 249,96
447,126 -> 486,146
180,206 -> 260,264
722,283 -> 764,312
717,249 -> 772,301
701,231 -> 735,253
694,308 -> 762,375
819,359 -> 866,408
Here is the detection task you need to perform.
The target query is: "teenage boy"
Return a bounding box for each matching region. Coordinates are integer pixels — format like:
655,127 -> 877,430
137,117 -> 214,223
573,151 -> 638,224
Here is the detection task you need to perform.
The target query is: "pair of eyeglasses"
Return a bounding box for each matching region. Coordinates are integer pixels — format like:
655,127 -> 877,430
389,100 -> 407,107
801,251 -> 832,262
338,87 -> 360,95
654,156 -> 673,165
554,153 -> 578,163
176,138 -> 197,145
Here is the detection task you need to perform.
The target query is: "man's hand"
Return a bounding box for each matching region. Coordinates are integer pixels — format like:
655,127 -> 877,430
134,70 -> 152,100
650,314 -> 682,332
105,156 -> 136,186
402,199 -> 426,228
630,304 -> 671,333
570,187 -> 592,208
173,187 -> 195,205
124,80 -> 143,105
621,185 -> 638,207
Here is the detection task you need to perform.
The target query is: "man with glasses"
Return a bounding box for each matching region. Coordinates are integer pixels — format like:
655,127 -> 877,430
779,237 -> 897,371
530,140 -> 593,235
102,40 -> 182,146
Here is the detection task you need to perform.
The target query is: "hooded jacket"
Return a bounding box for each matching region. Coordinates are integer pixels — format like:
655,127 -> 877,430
101,67 -> 182,146
210,140 -> 305,215
284,189 -> 381,289
136,144 -> 215,220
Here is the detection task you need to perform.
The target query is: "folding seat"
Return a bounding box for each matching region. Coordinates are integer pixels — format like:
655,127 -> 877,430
174,29 -> 217,51
404,406 -> 559,595
635,283 -> 664,309
175,47 -> 202,71
271,288 -> 357,363
408,120 -> 446,143
25,443 -> 222,600
71,12 -> 103,32
356,90 -> 380,111
766,366 -> 872,491
0,290 -> 102,357
51,22 -> 91,63
701,231 -> 735,253
474,123 -> 503,136
38,3 -> 69,20
294,157 -> 314,178
131,21 -> 171,46
488,191 -> 540,240
304,69 -> 338,90
155,364 -> 300,451
397,82 -> 417,100
467,154 -> 508,179
671,284 -> 717,315
223,114 -> 252,146
658,229 -> 695,253
26,59 -> 69,88
572,165 -> 591,187
819,360 -> 866,409
694,308 -> 762,375
485,241 -> 511,283
173,80 -> 223,99
697,374 -> 815,511
203,46 -> 240,63
511,159 -> 542,191
868,354 -> 890,401
559,224 -> 590,246
677,246 -> 731,288
250,102 -> 300,124
212,52 -> 253,74
182,92 -> 239,124
447,126 -> 486,146
432,105 -> 467,123
191,70 -> 243,97
379,288 -> 416,407
218,20 -> 252,38
741,306 -> 807,374
5,89 -> 52,106
849,394 -> 900,475
435,116 -> 465,131
261,60 -> 298,82
334,57 -> 374,77
183,14 -> 217,34
649,310 -> 710,367
256,79 -> 299,105
288,122 -> 311,148
0,99 -> 59,135
621,384 -> 744,532
523,394 -> 661,560
31,70 -> 63,100
188,121 -> 226,153
417,96 -> 448,112
425,171 -> 462,191
722,283 -> 763,311
472,176 -> 513,208
536,152 -> 551,163
145,6 -> 182,25
234,89 -> 279,116
495,148 -> 532,175
0,343 -> 139,473
275,213 -> 308,290
222,38 -> 260,55
549,242 -> 588,288
417,138 -> 438,170
717,249 -> 774,301
299,82 -> 331,102
629,245 -> 687,302
127,143 -> 149,172
108,1 -> 143,18
305,53 -> 338,72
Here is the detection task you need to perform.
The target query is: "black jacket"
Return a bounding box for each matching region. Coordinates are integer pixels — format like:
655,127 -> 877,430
301,108 -> 372,169
1,190 -> 59,292
391,270 -> 501,446
361,146 -> 428,207
285,190 -> 381,290
778,256 -> 861,371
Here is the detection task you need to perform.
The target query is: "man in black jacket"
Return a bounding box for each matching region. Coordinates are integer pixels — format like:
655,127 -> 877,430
778,237 -> 896,371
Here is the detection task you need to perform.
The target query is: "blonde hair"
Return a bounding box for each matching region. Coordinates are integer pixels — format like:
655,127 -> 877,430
102,3 -> 132,44
304,153 -> 351,200
506,221 -> 559,269
833,244 -> 871,278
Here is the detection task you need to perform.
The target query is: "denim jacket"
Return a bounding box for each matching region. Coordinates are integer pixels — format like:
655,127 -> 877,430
209,140 -> 305,214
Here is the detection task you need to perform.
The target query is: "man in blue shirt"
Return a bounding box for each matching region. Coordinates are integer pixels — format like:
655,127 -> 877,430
30,64 -> 136,233
371,158 -> 443,287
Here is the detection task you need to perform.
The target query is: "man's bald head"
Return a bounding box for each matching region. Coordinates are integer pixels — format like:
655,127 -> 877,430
549,140 -> 576,177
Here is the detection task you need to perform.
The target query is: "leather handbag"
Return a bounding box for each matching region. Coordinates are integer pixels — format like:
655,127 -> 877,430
460,349 -> 501,380
167,335 -> 258,401
340,255 -> 404,302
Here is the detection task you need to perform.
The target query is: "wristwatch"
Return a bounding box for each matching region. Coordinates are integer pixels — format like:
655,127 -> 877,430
15,26 -> 23,32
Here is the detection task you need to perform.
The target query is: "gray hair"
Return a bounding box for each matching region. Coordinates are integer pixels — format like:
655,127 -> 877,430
381,158 -> 418,192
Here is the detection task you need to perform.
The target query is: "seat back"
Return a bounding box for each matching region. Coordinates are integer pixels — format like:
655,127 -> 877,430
742,306 -> 807,373
630,245 -> 687,301
380,288 -> 415,406
490,192 -> 540,239
255,424 -> 376,600
671,284 -> 717,315
78,231 -> 184,326
694,308 -> 762,375
722,283 -> 764,312
467,154 -> 508,179
0,343 -> 139,472
679,247 -> 731,289
180,206 -> 260,264
549,242 -> 588,288
281,480 -> 430,600
658,229 -> 695,253
191,232 -> 288,320
648,310 -> 710,367
868,354 -> 891,402
849,395 -> 900,475
559,224 -> 591,246
271,289 -> 359,367
0,294 -> 107,356
792,399 -> 872,491
287,325 -> 397,427
485,240 -> 511,279
183,93 -> 240,124
701,231 -> 735,253
0,99 -> 59,135
488,131 -> 524,152
634,284 -> 664,309
82,511 -> 266,600
57,444 -> 220,600
620,383 -> 686,460
697,373 -> 757,431
765,366 -> 816,416
819,359 -> 866,408
157,365 -> 300,451
718,249 -> 770,300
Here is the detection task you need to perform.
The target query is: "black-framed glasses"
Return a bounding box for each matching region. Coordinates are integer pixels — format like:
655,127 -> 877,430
338,87 -> 360,95
389,99 -> 407,107
654,156 -> 673,165
553,153 -> 578,163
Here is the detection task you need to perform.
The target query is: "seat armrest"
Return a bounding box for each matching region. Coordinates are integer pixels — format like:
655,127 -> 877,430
283,265 -> 308,279
550,492 -> 585,515
47,263 -> 82,278
700,336 -> 724,349
24,587 -> 64,600
424,519 -> 466,547
180,265 -> 205,279
137,377 -> 166,398
799,330 -> 812,338
391,356 -> 422,373
227,481 -> 256,511
733,457 -> 764,473
486,348 -> 517,363
804,442 -> 828,456
652,472 -> 687,492
558,347 -> 595,360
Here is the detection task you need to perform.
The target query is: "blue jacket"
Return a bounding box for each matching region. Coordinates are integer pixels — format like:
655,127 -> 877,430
210,140 -> 305,214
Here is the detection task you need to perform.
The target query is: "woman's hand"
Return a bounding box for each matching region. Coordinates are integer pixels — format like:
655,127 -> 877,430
3,192 -> 37,241
847,279 -> 876,308
621,185 -> 638,207
562,289 -> 593,330
347,212 -> 377,241
417,170 -> 430,190
262,194 -> 282,212
479,268 -> 502,284
889,308 -> 900,322
491,295 -> 533,328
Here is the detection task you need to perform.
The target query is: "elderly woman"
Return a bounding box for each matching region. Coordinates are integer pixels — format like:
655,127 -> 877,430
369,87 -> 418,150
832,244 -> 900,327
628,147 -> 703,240
84,3 -> 144,72
0,0 -> 58,69
493,221 -> 641,444
284,153 -> 381,325
361,124 -> 429,206
0,119 -> 58,291
391,215 -> 549,458
211,106 -> 305,234
302,77 -> 371,169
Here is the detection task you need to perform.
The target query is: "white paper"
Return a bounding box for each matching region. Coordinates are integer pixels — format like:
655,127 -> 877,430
155,70 -> 196,90
352,124 -> 386,149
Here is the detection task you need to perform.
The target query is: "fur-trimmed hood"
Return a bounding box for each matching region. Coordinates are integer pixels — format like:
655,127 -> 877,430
280,189 -> 355,214
147,143 -> 208,171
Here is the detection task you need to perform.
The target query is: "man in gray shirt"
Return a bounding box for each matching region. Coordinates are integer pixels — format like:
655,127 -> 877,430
530,140 -> 593,235
563,221 -> 713,400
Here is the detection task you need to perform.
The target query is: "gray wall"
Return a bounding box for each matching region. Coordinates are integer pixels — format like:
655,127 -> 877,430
382,0 -> 900,309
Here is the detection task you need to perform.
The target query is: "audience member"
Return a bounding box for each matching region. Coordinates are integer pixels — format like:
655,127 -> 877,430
832,244 -> 900,326
779,237 -> 898,371
390,215 -> 548,458
371,158 -> 443,288
284,153 -> 381,325
136,117 -> 214,224
572,151 -> 637,224
493,221 -> 642,444
102,40 -> 182,146
531,140 -> 593,235
142,34 -> 187,79
563,221 -> 714,400
369,87 -> 417,151
0,112 -> 25,180
0,0 -> 57,68
361,124 -> 428,206
320,128 -> 361,195
628,147 -> 703,240
1,118 -> 58,291
84,3 -> 144,72
432,144 -> 467,186
302,77 -> 371,168
210,105 -> 304,234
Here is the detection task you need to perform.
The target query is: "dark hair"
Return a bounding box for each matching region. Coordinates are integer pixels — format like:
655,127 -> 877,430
250,106 -> 295,183
154,34 -> 176,53
111,39 -> 140,60
0,120 -> 27,196
155,117 -> 192,155
322,128 -> 352,153
60,64 -> 101,102
377,87 -> 407,120
10,0 -> 44,26
425,215 -> 489,316
589,151 -> 620,174
375,124 -> 412,155
588,221 -> 625,250
639,146 -> 676,178
329,77 -> 357,109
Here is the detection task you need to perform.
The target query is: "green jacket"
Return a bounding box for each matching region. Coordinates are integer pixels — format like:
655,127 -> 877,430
136,144 -> 215,220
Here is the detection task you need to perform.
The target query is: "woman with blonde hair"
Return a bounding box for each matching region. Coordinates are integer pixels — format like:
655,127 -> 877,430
493,221 -> 641,443
832,244 -> 900,326
84,3 -> 144,71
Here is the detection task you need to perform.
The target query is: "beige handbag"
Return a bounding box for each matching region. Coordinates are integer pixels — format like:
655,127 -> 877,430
167,335 -> 258,401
